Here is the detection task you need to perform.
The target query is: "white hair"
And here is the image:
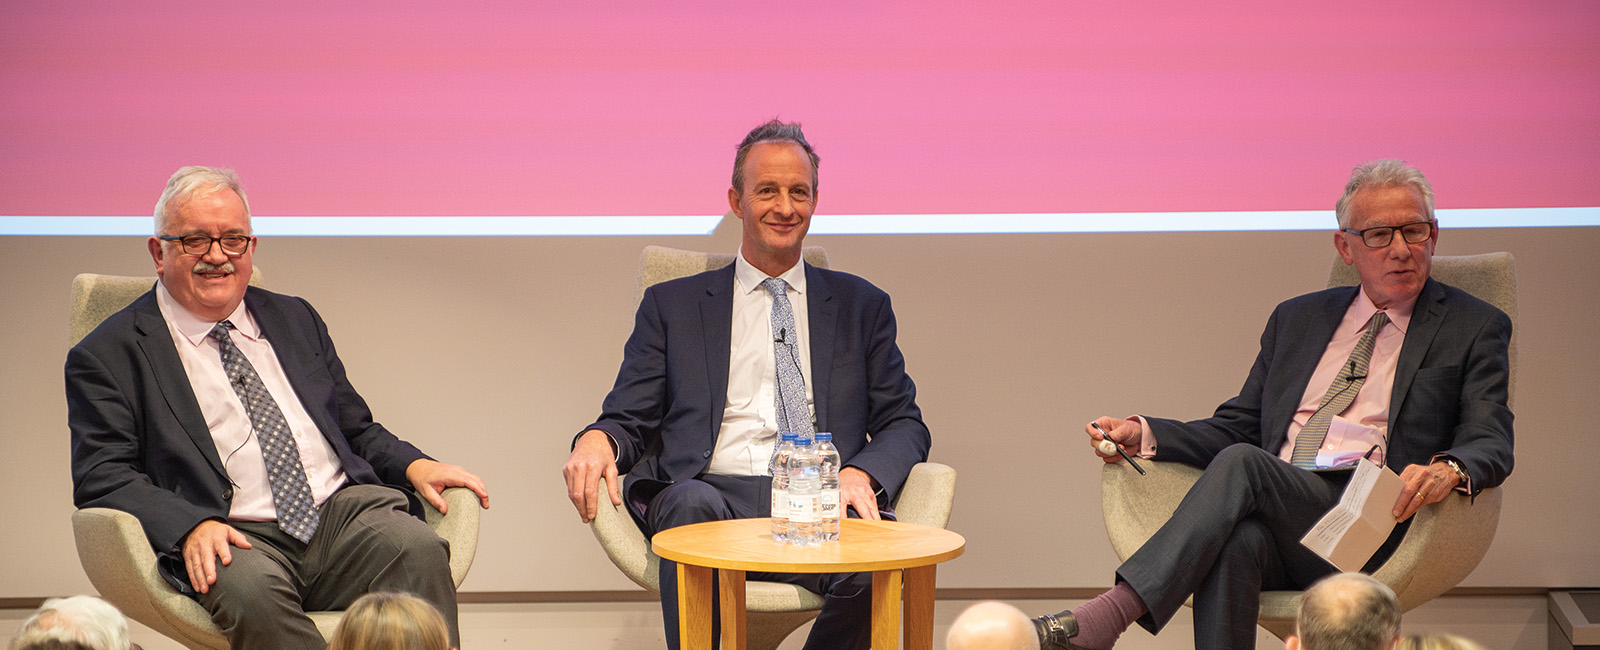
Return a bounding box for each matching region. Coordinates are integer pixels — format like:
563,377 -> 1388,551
1334,159 -> 1435,230
8,596 -> 131,650
153,165 -> 251,236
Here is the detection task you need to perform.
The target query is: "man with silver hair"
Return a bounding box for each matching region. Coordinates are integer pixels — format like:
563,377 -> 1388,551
1287,573 -> 1402,650
1011,159 -> 1512,649
8,595 -> 133,650
67,166 -> 490,650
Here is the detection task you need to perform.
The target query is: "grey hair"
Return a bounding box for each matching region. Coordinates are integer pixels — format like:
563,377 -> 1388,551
1335,159 -> 1435,229
154,166 -> 251,236
1295,573 -> 1401,650
730,119 -> 820,195
9,596 -> 131,650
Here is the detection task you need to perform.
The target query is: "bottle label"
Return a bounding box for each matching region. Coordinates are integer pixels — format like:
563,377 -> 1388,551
788,494 -> 818,523
820,492 -> 839,517
771,489 -> 786,517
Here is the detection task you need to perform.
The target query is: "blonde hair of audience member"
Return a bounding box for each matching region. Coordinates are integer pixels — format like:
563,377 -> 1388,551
1287,573 -> 1401,650
327,592 -> 452,650
1396,634 -> 1489,650
946,601 -> 1041,650
8,596 -> 131,650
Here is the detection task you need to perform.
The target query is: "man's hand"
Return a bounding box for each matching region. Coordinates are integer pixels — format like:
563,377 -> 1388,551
1087,416 -> 1142,463
182,520 -> 252,594
564,429 -> 621,523
406,458 -> 490,514
1392,461 -> 1461,521
839,466 -> 881,520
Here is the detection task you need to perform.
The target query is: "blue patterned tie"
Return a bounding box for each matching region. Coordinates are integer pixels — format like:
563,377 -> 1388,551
1290,311 -> 1390,469
762,278 -> 814,436
211,321 -> 320,542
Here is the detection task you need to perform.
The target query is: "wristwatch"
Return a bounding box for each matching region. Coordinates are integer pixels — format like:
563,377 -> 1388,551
1440,457 -> 1470,489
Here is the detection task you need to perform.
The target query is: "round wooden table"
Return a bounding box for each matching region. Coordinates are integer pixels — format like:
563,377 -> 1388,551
652,518 -> 966,650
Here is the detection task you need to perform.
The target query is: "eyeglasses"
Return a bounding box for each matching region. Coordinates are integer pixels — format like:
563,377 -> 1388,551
1341,220 -> 1434,249
158,234 -> 254,257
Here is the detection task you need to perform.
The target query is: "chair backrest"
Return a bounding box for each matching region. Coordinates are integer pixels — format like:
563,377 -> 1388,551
1328,252 -> 1517,405
69,267 -> 265,346
635,245 -> 829,305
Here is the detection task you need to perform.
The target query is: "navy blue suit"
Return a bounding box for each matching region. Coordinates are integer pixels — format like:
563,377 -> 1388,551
1120,278 -> 1513,648
582,262 -> 930,649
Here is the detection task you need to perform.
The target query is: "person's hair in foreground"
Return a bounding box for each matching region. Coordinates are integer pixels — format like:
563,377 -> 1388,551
1292,573 -> 1401,650
8,595 -> 131,650
327,592 -> 453,650
1396,634 -> 1489,650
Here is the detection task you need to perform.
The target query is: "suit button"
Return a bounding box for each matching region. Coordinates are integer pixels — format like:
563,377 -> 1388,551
222,488 -> 234,501
703,450 -> 712,459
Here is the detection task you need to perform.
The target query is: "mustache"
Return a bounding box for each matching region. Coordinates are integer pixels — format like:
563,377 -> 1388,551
193,260 -> 236,274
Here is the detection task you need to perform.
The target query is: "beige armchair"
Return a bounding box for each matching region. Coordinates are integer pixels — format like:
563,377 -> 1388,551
68,270 -> 482,649
587,245 -> 958,650
1100,252 -> 1515,639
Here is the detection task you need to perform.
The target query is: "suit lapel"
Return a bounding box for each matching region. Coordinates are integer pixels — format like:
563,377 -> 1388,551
700,266 -> 735,436
1265,288 -> 1354,446
1389,279 -> 1446,433
131,292 -> 229,478
805,264 -> 837,433
246,289 -> 342,447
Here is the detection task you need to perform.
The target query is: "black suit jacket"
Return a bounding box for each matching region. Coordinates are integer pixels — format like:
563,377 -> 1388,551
1146,278 -> 1514,491
67,286 -> 430,591
583,263 -> 931,506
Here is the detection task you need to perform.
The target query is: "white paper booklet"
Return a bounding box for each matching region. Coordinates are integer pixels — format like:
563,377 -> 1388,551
1299,458 -> 1404,571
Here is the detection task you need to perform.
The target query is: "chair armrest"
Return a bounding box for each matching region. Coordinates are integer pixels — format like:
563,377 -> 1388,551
893,462 -> 957,529
587,475 -> 659,591
1371,487 -> 1502,611
422,487 -> 483,588
72,508 -> 170,624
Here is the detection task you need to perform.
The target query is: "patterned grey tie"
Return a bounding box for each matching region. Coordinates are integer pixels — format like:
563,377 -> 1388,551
211,321 -> 320,542
762,278 -> 814,436
1290,311 -> 1391,469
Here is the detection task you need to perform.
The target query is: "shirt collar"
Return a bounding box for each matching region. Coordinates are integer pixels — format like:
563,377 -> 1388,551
1350,285 -> 1416,336
155,280 -> 259,347
733,248 -> 807,296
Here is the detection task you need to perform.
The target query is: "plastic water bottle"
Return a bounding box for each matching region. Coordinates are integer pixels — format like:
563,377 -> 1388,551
815,432 -> 841,542
786,434 -> 821,546
769,432 -> 797,543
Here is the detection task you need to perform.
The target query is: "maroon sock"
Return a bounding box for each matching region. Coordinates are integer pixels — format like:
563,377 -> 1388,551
1058,581 -> 1146,650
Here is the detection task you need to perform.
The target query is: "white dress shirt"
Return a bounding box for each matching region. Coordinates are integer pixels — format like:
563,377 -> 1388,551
706,252 -> 815,476
156,282 -> 347,521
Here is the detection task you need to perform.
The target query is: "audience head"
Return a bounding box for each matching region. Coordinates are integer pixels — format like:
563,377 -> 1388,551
147,165 -> 256,321
1332,159 -> 1438,310
327,592 -> 452,650
946,600 -> 1041,650
1287,572 -> 1401,650
1396,634 -> 1489,650
8,595 -> 131,650
727,119 -> 821,276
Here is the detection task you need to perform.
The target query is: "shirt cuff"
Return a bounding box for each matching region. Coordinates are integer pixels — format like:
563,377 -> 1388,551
1129,415 -> 1158,459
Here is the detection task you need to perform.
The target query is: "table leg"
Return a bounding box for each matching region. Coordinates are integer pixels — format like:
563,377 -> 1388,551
718,569 -> 747,650
872,569 -> 904,650
902,565 -> 937,650
677,563 -> 715,650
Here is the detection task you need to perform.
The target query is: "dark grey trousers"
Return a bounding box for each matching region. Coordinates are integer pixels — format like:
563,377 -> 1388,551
196,484 -> 457,650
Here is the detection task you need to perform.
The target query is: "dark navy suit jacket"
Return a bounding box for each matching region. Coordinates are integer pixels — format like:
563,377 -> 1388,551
67,286 -> 430,593
583,263 -> 931,509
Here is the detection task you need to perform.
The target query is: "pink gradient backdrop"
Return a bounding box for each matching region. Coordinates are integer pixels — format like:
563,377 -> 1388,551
3,1 -> 1597,218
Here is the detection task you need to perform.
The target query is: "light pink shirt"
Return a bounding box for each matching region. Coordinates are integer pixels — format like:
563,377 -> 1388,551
706,253 -> 814,476
1135,286 -> 1414,469
156,282 -> 348,521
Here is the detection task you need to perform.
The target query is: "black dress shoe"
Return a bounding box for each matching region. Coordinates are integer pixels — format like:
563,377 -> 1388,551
1032,612 -> 1088,650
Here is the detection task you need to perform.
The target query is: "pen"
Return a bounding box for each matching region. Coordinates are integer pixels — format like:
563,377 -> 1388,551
1091,421 -> 1146,475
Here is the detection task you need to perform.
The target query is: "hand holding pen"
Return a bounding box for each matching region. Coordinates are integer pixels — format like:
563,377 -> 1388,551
1089,419 -> 1146,475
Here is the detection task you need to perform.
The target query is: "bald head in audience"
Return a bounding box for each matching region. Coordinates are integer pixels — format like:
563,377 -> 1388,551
947,601 -> 1041,650
1287,573 -> 1401,650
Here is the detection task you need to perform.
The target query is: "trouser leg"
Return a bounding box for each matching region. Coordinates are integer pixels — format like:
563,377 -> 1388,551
1117,444 -> 1344,639
196,524 -> 325,650
301,485 -> 458,647
650,479 -> 743,650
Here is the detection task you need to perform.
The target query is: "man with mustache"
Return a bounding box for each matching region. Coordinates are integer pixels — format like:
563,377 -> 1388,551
563,120 -> 931,650
1023,159 -> 1513,649
67,166 -> 490,650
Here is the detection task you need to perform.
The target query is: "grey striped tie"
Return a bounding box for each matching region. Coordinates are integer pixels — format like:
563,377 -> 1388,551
1290,311 -> 1390,470
762,278 -> 814,436
211,321 -> 320,542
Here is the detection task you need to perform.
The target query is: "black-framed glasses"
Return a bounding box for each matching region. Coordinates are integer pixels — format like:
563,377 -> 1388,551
1341,220 -> 1435,249
158,234 -> 253,256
